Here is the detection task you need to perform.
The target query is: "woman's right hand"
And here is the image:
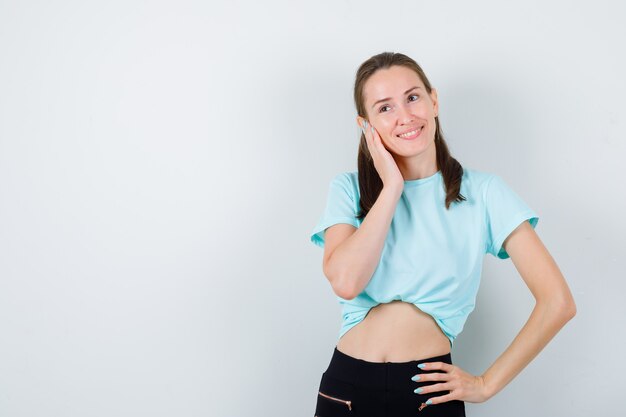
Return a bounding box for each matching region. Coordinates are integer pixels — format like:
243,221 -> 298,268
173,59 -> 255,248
361,119 -> 405,190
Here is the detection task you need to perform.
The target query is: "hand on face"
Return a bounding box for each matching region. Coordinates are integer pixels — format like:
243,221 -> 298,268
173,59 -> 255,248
359,119 -> 405,190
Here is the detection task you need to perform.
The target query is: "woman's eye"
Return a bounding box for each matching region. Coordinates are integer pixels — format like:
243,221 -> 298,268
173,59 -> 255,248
380,95 -> 420,112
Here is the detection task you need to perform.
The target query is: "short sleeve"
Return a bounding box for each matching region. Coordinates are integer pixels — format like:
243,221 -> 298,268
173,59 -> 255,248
309,173 -> 360,248
484,174 -> 539,259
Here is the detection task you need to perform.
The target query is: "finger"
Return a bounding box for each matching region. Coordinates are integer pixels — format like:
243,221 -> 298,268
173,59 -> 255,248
371,125 -> 379,142
364,125 -> 375,154
417,382 -> 452,394
371,125 -> 383,149
415,372 -> 449,382
418,361 -> 453,372
364,128 -> 373,151
423,391 -> 458,406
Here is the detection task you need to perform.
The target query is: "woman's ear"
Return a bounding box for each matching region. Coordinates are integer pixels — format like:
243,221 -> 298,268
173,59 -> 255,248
356,116 -> 367,129
430,88 -> 439,117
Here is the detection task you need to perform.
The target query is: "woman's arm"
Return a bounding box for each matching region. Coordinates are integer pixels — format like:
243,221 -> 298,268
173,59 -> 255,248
415,220 -> 576,404
323,184 -> 403,300
479,220 -> 577,398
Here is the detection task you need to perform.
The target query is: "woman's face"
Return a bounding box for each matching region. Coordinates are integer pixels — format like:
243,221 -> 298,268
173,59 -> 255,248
359,65 -> 439,159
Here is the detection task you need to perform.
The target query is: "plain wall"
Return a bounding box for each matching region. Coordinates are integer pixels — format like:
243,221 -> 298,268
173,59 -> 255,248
0,0 -> 623,416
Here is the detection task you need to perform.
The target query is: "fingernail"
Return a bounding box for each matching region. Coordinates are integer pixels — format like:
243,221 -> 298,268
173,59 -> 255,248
414,387 -> 423,394
363,120 -> 368,129
370,126 -> 374,133
426,399 -> 433,405
417,363 -> 426,369
411,375 -> 421,381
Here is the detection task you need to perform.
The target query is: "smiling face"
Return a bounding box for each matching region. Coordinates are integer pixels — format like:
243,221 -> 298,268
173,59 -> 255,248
359,65 -> 439,164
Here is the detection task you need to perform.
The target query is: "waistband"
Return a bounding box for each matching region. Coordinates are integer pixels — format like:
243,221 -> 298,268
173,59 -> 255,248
326,346 -> 454,391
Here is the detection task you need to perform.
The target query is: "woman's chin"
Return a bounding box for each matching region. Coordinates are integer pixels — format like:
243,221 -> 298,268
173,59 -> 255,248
393,140 -> 431,155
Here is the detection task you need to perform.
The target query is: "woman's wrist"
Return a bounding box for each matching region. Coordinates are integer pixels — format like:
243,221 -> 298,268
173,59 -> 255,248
479,374 -> 497,402
381,183 -> 403,200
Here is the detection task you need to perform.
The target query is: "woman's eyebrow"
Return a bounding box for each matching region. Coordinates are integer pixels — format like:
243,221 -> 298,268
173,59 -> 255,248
371,86 -> 421,109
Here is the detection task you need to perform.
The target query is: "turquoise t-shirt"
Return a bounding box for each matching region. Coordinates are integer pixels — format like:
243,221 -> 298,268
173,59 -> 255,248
309,167 -> 539,347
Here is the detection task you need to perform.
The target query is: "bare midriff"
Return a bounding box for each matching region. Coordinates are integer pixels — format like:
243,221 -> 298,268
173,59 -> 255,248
335,300 -> 451,363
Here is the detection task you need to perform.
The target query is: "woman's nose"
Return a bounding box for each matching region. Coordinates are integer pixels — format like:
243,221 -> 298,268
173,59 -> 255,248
398,104 -> 415,123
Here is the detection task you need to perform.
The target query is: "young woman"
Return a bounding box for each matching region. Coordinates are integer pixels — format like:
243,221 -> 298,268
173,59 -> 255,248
309,52 -> 576,417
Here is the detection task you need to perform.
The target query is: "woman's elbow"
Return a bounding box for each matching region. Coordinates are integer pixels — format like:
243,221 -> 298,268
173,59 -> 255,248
553,292 -> 577,322
323,268 -> 357,300
538,288 -> 576,323
331,275 -> 358,300
562,297 -> 577,321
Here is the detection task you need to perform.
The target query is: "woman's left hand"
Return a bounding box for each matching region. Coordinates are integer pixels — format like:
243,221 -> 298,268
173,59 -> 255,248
413,361 -> 491,404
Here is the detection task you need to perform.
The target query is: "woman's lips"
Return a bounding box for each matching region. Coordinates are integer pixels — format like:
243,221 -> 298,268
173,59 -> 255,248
397,126 -> 423,140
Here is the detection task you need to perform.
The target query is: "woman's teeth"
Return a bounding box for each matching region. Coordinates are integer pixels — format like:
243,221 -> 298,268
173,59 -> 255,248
397,126 -> 423,138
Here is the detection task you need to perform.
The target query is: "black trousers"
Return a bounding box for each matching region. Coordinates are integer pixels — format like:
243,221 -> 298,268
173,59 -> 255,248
314,346 -> 466,417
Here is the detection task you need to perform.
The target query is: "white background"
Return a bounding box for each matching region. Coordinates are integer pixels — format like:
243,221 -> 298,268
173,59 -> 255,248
0,1 -> 623,416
